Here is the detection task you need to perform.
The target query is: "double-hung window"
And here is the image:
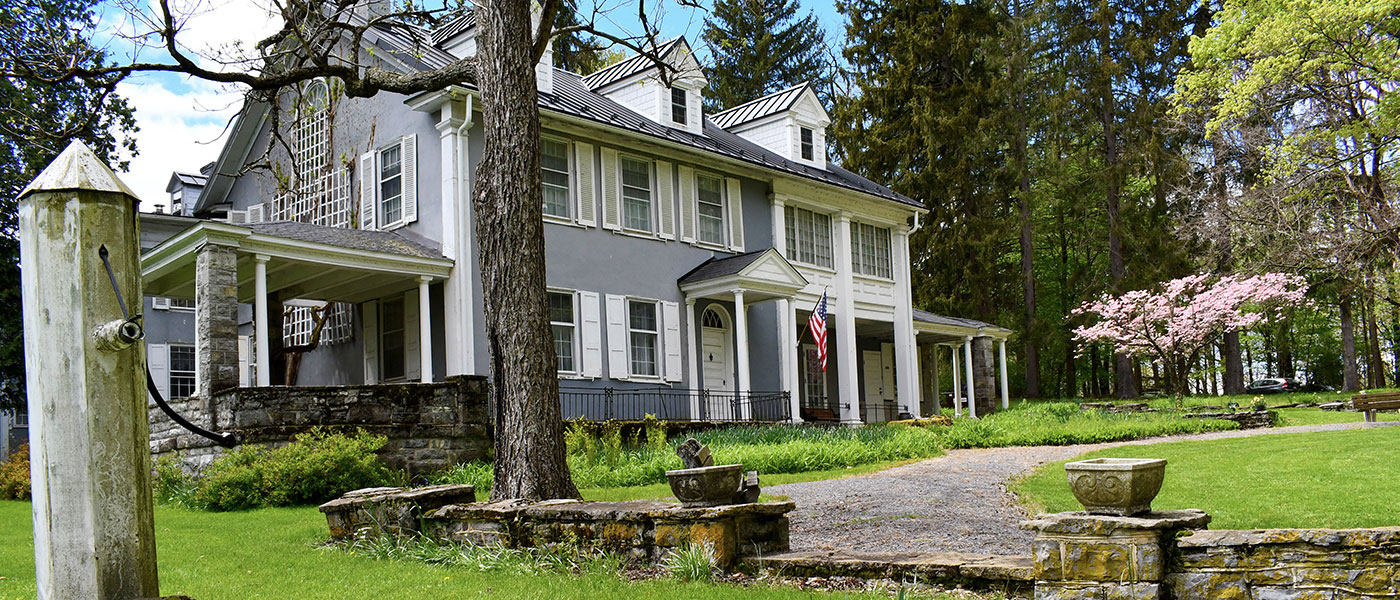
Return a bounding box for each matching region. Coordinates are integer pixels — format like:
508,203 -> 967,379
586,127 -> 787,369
548,291 -> 578,374
380,297 -> 406,381
696,173 -> 726,245
851,222 -> 893,278
784,206 -> 834,268
11,408 -> 25,427
378,144 -> 403,226
671,88 -> 688,125
541,138 -> 572,219
627,300 -> 659,377
800,127 -> 814,161
621,156 -> 653,232
169,344 -> 197,399
169,298 -> 196,312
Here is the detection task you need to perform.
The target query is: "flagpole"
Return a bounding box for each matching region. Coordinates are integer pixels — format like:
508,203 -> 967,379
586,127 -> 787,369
795,286 -> 828,346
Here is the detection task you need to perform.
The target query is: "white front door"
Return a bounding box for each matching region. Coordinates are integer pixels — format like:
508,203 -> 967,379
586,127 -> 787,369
863,350 -> 892,423
700,306 -> 734,420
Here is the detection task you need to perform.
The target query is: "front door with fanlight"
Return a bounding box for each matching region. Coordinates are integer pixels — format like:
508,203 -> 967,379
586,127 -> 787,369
700,306 -> 734,420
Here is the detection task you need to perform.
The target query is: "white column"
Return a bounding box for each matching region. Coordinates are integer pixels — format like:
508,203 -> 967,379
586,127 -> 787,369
782,298 -> 803,423
254,254 -> 270,386
834,212 -> 861,425
998,338 -> 1010,410
964,337 -> 977,419
892,226 -> 919,418
733,290 -> 752,420
685,297 -> 700,420
951,344 -> 962,418
438,98 -> 475,376
419,276 -> 434,383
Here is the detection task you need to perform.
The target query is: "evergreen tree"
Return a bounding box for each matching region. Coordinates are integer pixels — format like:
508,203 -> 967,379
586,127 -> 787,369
551,3 -> 611,75
701,0 -> 831,112
0,0 -> 137,413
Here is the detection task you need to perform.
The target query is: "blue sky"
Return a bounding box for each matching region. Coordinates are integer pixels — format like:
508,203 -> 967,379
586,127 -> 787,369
108,0 -> 849,208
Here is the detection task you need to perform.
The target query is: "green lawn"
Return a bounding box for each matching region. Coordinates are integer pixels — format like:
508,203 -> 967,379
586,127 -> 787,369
1275,407 -> 1400,426
1014,426 -> 1400,529
0,501 -> 980,600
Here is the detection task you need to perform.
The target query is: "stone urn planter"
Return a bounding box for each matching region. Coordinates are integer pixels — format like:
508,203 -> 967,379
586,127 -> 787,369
1064,458 -> 1166,516
666,464 -> 743,507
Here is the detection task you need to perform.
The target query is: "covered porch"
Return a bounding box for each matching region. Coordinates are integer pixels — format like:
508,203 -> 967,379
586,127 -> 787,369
913,310 -> 1014,419
141,220 -> 454,396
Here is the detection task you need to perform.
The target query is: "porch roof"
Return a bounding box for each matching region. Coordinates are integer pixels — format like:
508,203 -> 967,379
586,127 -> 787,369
912,309 -> 1012,342
142,220 -> 454,304
678,248 -> 809,303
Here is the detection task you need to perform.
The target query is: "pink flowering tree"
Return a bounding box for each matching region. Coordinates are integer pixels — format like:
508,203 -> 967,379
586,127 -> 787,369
1073,273 -> 1309,396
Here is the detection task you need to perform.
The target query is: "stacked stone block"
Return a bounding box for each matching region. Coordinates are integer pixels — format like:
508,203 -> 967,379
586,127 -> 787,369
194,243 -> 240,397
1023,510 -> 1211,600
1169,528 -> 1400,599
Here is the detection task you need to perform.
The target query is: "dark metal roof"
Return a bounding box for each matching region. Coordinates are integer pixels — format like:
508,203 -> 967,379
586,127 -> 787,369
710,83 -> 810,130
912,308 -> 1009,332
580,38 -> 686,90
248,221 -> 441,259
429,12 -> 477,45
677,250 -> 770,285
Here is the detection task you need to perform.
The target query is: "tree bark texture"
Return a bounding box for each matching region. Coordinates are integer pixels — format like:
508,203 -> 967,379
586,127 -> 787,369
1099,4 -> 1136,400
1364,290 -> 1385,388
1341,293 -> 1360,392
476,0 -> 579,501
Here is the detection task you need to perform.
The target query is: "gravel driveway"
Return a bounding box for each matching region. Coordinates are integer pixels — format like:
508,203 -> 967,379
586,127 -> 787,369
769,420 -> 1400,557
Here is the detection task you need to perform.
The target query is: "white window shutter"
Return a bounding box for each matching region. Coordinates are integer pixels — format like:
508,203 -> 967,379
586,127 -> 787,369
725,177 -> 745,251
662,301 -> 682,382
153,297 -> 170,310
237,336 -> 251,387
362,300 -> 380,384
579,291 -> 603,378
605,294 -> 629,380
401,135 -> 419,225
656,160 -> 675,240
601,147 -> 621,230
574,142 -> 596,227
148,343 -> 169,404
678,166 -> 696,243
405,290 -> 420,381
688,89 -> 701,131
246,203 -> 265,224
359,152 -> 377,230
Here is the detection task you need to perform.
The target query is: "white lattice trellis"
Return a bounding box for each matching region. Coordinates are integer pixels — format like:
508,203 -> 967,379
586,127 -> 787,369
283,302 -> 353,347
272,81 -> 353,229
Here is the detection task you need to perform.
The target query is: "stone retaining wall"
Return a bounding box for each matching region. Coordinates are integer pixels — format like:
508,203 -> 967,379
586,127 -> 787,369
1025,511 -> 1400,599
150,375 -> 491,475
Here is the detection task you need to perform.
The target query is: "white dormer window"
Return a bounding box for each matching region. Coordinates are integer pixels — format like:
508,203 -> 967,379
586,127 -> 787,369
671,88 -> 688,125
800,127 -> 814,161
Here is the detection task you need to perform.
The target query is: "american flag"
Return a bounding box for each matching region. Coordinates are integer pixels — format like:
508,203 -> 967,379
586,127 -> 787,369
808,290 -> 829,372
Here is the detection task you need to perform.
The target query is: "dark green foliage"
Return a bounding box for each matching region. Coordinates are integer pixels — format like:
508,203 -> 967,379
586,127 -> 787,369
191,428 -> 394,511
153,455 -> 199,508
0,444 -> 29,500
701,0 -> 831,112
0,0 -> 138,413
551,2 -> 611,75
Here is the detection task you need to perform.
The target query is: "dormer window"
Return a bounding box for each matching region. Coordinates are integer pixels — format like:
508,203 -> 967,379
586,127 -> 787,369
800,127 -> 814,161
671,88 -> 688,125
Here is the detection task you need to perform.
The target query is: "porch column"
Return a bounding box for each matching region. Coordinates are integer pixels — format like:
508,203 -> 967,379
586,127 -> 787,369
931,343 -> 942,415
834,212 -> 861,425
254,254 -> 270,386
951,344 -> 962,418
685,298 -> 699,420
778,298 -> 802,423
419,276 -> 433,383
892,226 -> 919,418
195,242 -> 239,397
733,290 -> 752,420
998,338 -> 1009,409
964,337 -> 977,419
437,98 -> 475,377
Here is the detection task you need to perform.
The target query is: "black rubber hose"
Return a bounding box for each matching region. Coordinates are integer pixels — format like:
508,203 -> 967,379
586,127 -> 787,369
146,367 -> 239,448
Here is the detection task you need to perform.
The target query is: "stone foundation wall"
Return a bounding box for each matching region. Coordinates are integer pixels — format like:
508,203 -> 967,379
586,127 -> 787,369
1026,511 -> 1400,599
150,375 -> 491,475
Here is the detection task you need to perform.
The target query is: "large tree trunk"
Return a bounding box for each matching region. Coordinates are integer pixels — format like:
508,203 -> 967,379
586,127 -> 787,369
1211,133 -> 1246,395
1341,293 -> 1360,392
1012,0 -> 1039,399
1098,4 -> 1136,400
476,0 -> 579,501
1364,288 -> 1385,388
1390,300 -> 1400,385
1276,318 -> 1294,379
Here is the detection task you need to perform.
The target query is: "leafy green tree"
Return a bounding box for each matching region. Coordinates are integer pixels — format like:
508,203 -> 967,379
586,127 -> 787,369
551,3 -> 610,75
701,0 -> 831,112
0,0 -> 137,413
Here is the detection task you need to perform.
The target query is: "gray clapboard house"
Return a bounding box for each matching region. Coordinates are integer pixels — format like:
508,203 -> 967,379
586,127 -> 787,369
138,16 -> 1013,429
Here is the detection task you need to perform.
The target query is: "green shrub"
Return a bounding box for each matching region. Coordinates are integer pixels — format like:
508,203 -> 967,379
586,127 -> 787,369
664,542 -> 715,582
938,402 -> 1238,449
153,454 -> 198,507
0,444 -> 30,501
193,428 -> 393,511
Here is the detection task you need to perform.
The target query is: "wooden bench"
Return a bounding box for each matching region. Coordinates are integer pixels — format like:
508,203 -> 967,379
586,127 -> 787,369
801,407 -> 839,422
1350,392 -> 1400,422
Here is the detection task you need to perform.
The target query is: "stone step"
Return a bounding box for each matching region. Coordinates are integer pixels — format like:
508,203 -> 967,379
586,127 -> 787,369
738,549 -> 1032,593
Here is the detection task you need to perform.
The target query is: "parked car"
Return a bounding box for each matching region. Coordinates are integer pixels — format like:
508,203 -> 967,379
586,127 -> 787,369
1245,378 -> 1301,394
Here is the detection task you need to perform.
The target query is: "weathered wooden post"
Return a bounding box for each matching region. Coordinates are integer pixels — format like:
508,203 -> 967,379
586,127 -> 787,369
19,141 -> 159,599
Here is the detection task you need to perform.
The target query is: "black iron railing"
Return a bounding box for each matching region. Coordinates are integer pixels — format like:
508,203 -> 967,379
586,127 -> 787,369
559,387 -> 791,422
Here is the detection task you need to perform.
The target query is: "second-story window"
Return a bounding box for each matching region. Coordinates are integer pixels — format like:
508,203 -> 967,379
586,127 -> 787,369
628,299 -> 659,377
784,206 -> 833,269
696,173 -> 726,245
169,344 -> 197,399
549,291 -> 577,374
621,156 -> 653,232
541,138 -> 572,219
378,144 -> 403,226
671,88 -> 688,125
800,127 -> 814,161
851,222 -> 893,278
